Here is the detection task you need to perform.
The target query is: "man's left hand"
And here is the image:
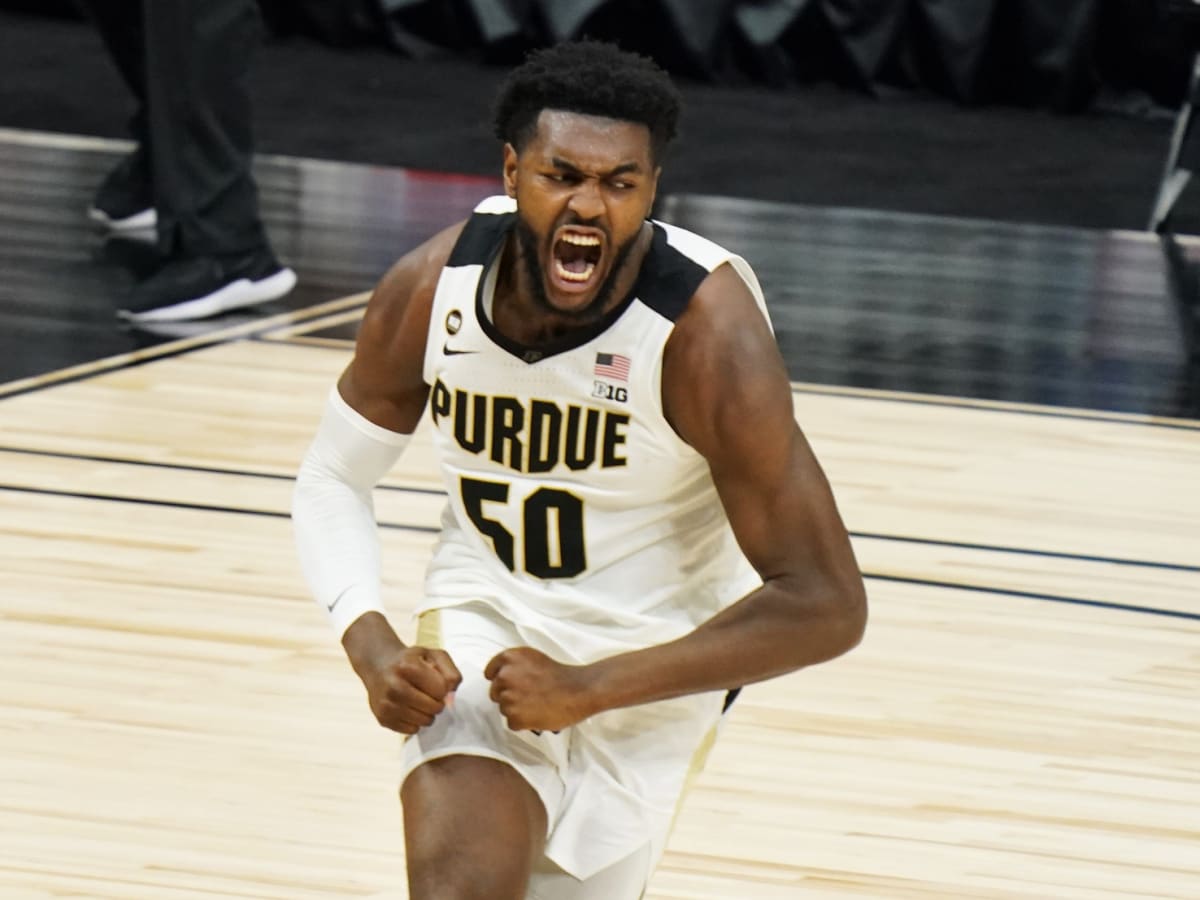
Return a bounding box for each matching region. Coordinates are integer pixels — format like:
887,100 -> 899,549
484,647 -> 595,731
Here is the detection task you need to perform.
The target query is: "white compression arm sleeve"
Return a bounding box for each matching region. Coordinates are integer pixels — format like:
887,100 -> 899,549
292,387 -> 412,638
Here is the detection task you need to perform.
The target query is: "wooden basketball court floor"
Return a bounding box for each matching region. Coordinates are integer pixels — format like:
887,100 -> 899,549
1,130 -> 1198,898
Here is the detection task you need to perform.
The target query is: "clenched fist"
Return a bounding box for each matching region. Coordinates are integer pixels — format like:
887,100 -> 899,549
485,647 -> 596,732
360,645 -> 462,735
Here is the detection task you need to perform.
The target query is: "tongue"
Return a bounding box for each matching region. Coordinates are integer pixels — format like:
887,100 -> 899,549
564,258 -> 589,274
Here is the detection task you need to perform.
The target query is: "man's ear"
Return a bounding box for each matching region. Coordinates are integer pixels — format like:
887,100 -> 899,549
503,143 -> 519,198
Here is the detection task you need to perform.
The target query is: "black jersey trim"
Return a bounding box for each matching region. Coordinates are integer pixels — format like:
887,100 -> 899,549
628,224 -> 711,323
446,209 -> 513,268
476,262 -> 640,364
452,216 -> 711,365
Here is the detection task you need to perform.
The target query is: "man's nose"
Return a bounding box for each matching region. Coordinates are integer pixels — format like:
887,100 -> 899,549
567,179 -> 604,220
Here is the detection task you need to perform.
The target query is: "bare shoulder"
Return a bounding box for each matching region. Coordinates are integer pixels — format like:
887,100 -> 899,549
338,220 -> 467,432
662,262 -> 793,463
355,220 -> 466,363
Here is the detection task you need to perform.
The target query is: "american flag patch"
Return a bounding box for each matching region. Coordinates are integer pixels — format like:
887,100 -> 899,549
594,352 -> 631,382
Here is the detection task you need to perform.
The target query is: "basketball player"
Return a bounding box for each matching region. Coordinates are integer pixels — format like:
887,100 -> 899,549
292,40 -> 867,900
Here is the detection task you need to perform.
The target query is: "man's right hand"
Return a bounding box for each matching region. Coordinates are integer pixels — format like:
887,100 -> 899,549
342,612 -> 462,734
360,645 -> 462,734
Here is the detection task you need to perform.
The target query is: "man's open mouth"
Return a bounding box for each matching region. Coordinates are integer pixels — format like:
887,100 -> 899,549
552,230 -> 603,285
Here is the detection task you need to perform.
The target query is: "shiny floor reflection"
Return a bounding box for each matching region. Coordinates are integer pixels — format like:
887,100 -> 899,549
1,130 -> 1196,418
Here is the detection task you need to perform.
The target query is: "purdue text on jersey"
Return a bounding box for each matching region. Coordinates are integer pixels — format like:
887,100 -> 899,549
430,377 -> 629,473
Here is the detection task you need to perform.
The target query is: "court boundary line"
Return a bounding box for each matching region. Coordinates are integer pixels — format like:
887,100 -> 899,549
8,324 -> 1193,431
0,293 -> 370,401
247,332 -> 1200,430
5,482 -> 1193,623
254,335 -> 358,350
851,531 -> 1200,573
0,484 -> 440,534
7,322 -> 1193,430
3,446 -> 1196,573
789,383 -> 1200,430
254,308 -> 365,342
0,446 -> 446,496
865,573 -> 1200,622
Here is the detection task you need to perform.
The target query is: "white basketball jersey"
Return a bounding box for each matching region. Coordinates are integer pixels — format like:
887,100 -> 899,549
419,196 -> 769,663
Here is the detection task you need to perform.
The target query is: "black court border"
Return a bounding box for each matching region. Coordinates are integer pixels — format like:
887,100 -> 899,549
4,445 -> 1198,575
4,471 -> 1197,624
3,300 -> 1197,623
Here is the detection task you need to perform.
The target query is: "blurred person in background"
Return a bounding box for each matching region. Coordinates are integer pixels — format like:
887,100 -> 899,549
79,0 -> 295,323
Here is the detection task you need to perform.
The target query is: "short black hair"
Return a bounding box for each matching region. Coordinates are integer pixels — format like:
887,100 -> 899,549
492,40 -> 682,163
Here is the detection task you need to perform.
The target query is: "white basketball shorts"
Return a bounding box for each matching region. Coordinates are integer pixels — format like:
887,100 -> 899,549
400,601 -> 726,899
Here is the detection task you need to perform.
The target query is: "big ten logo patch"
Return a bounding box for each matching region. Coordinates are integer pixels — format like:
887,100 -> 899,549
592,381 -> 628,403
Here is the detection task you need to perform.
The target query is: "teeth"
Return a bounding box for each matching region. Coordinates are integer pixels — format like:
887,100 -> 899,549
561,233 -> 600,247
554,259 -> 596,282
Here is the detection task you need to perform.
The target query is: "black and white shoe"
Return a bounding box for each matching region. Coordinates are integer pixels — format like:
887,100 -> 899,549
117,250 -> 297,323
88,151 -> 157,232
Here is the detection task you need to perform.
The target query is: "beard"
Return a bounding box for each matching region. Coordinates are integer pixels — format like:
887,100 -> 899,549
514,214 -> 638,324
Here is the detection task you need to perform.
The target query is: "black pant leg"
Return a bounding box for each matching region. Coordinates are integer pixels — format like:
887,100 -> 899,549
142,0 -> 270,259
77,0 -> 149,146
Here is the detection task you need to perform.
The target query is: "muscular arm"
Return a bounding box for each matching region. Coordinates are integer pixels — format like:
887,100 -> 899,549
532,263 -> 866,720
292,222 -> 465,730
337,223 -> 463,432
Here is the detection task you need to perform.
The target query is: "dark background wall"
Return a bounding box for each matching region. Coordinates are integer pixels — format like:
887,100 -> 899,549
3,0 -> 1200,233
229,0 -> 1200,110
7,0 -> 1196,107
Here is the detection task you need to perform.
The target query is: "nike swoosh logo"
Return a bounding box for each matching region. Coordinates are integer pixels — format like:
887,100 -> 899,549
326,596 -> 341,612
443,343 -> 478,356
